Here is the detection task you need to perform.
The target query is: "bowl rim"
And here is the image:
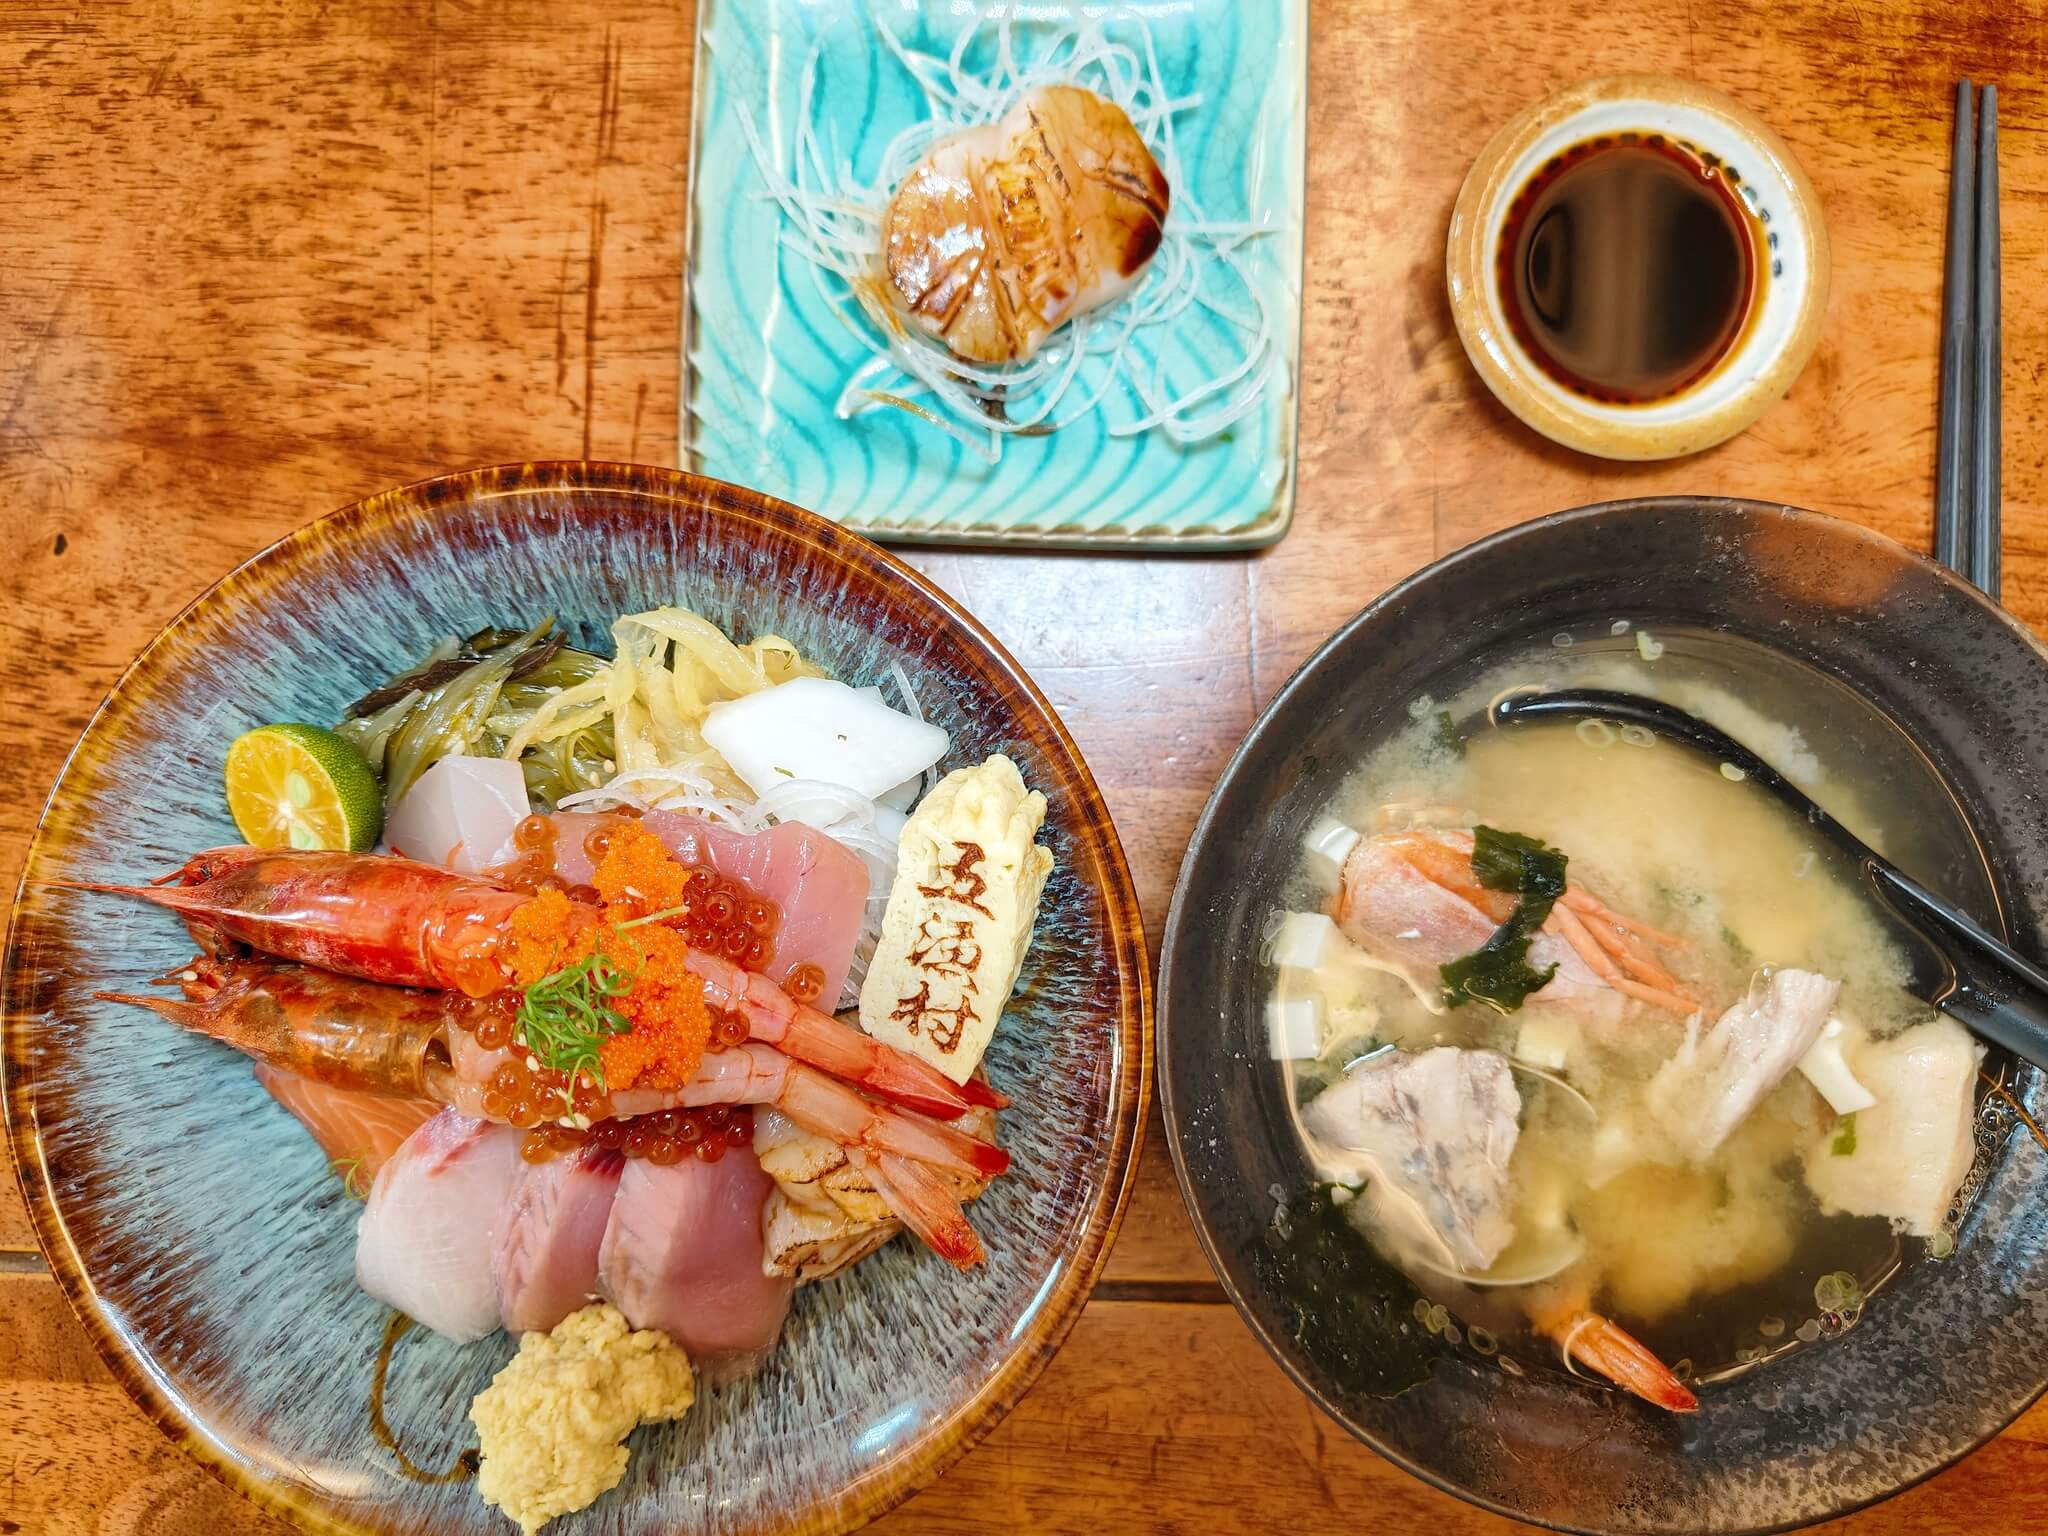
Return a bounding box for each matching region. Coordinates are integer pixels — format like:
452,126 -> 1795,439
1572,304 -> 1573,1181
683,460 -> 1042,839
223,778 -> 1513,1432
1,459 -> 1154,1536
1444,75 -> 1832,463
1156,494 -> 2048,1535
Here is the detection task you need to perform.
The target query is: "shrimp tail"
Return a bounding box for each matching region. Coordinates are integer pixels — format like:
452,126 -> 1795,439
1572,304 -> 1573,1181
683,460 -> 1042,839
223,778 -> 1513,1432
882,1102 -> 1012,1181
961,1076 -> 1008,1110
1543,1308 -> 1699,1414
773,1059 -> 1010,1181
852,1149 -> 986,1270
770,1002 -> 978,1120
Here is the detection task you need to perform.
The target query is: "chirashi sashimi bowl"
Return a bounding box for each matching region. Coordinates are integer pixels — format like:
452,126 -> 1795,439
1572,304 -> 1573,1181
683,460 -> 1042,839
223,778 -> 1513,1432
85,606 -> 1054,1533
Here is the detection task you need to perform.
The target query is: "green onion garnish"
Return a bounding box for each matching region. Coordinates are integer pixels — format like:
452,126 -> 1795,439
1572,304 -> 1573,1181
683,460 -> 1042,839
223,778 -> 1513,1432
517,948 -> 637,1090
332,1155 -> 372,1201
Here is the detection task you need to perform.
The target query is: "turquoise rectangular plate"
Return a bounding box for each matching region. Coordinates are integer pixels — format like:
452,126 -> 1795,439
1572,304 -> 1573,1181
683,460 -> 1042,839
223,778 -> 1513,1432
681,0 -> 1307,550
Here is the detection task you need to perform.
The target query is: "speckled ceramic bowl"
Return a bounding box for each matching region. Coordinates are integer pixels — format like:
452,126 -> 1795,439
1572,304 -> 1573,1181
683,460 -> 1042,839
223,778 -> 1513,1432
1160,498 -> 2048,1533
1,463 -> 1150,1536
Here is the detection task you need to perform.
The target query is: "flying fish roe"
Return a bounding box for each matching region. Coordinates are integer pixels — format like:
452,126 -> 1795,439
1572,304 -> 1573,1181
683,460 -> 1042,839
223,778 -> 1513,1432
503,888 -> 585,988
591,823 -> 691,918
501,820 -> 796,1103
597,924 -> 713,1093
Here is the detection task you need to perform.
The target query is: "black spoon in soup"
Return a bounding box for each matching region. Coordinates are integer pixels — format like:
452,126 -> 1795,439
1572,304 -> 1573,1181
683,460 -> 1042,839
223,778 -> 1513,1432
1491,687 -> 2048,1072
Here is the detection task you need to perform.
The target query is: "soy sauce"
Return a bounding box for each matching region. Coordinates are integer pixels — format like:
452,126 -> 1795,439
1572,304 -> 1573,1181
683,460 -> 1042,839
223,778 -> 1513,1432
1497,134 -> 1762,404
367,1312 -> 480,1485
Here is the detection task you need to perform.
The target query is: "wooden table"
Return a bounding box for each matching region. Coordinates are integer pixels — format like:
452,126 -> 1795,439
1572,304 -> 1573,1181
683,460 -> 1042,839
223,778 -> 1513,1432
3,2 -> 2046,1531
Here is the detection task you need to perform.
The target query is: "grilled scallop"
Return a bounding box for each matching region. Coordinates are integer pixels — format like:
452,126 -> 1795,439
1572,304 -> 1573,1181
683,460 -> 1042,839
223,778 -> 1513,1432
883,84 -> 1170,365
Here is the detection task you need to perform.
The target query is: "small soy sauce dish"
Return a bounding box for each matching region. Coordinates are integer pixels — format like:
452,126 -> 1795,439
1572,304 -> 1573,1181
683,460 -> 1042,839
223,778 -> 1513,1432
1447,75 -> 1830,460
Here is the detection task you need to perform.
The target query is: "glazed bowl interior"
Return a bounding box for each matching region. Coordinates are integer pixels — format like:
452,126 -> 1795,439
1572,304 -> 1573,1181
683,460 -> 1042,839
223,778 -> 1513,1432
1159,497 -> 2048,1534
1,463 -> 1149,1536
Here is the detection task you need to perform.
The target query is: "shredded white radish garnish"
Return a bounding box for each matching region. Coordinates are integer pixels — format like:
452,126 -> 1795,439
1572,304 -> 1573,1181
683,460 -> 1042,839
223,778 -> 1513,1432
736,12 -> 1281,459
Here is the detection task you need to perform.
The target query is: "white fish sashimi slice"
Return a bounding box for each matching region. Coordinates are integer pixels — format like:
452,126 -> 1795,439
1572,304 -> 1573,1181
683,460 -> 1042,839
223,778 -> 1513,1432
355,1109 -> 524,1343
1651,968 -> 1840,1162
382,755 -> 531,873
598,1149 -> 794,1379
493,1143 -> 627,1336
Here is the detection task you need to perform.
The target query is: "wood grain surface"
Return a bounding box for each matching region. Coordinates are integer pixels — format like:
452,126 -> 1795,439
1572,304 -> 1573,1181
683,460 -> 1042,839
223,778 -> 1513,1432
4,0 -> 2047,1531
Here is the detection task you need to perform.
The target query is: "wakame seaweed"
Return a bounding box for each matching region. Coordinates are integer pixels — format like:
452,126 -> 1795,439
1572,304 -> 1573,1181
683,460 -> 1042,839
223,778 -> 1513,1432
1433,709 -> 1465,759
1261,1183 -> 1444,1398
334,619 -> 616,807
344,625 -> 570,719
1439,825 -> 1569,1013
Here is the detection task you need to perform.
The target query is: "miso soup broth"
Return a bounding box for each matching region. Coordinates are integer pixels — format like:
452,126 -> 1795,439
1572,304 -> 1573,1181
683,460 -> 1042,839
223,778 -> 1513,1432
1270,627 -> 1998,1403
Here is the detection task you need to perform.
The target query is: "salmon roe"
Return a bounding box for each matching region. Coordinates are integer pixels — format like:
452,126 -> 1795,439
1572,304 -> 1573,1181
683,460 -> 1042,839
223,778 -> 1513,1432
587,820 -> 781,968
785,962 -> 826,1004
513,814 -> 556,851
517,1104 -> 755,1165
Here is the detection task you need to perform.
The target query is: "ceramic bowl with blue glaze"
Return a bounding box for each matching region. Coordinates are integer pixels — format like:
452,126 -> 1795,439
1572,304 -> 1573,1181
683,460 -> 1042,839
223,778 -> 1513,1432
1,463 -> 1150,1536
683,0 -> 1306,549
1161,499 -> 2048,1533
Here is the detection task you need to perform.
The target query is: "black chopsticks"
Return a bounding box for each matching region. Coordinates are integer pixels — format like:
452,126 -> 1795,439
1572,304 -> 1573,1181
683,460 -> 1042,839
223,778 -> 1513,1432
1935,79 -> 2002,600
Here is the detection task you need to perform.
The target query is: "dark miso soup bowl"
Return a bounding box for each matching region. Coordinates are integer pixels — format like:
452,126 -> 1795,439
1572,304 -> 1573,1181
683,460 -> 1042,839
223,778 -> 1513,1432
1158,497 -> 2048,1534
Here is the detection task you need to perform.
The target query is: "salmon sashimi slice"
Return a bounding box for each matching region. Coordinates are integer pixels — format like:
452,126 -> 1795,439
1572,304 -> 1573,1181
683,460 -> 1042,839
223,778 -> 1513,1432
254,1064 -> 440,1182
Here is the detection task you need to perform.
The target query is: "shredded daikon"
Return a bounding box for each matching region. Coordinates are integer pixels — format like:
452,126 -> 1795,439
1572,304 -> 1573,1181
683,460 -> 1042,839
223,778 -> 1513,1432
886,659 -> 943,798
737,12 -> 1281,458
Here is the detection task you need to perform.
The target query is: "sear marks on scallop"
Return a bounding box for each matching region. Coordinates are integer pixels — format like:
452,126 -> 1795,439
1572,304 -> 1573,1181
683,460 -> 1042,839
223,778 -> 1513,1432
883,84 -> 1170,366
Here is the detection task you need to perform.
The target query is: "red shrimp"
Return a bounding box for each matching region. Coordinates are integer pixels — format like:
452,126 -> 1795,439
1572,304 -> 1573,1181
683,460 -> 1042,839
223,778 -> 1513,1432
105,958 -> 1007,1181
436,1028 -> 1007,1184
848,1148 -> 990,1270
1529,1291 -> 1699,1414
79,847 -> 990,1120
657,1044 -> 1000,1269
66,847 -> 538,997
98,956 -> 484,1099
